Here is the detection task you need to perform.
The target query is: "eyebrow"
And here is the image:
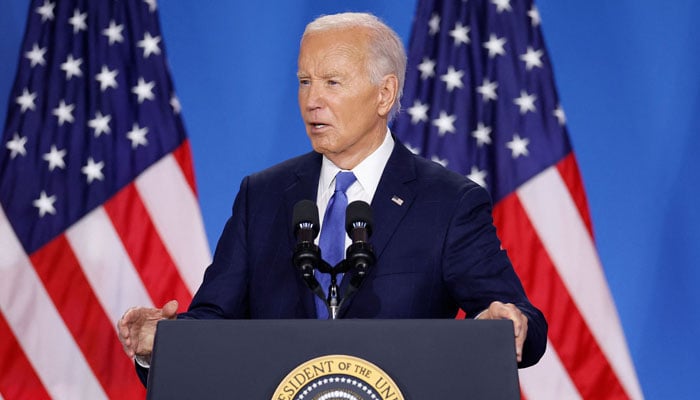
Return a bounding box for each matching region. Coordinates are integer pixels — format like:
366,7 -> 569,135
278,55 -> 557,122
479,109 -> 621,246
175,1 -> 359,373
296,71 -> 344,79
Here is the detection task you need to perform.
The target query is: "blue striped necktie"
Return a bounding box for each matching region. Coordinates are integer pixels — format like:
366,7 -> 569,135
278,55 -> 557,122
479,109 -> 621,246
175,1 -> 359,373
316,171 -> 356,319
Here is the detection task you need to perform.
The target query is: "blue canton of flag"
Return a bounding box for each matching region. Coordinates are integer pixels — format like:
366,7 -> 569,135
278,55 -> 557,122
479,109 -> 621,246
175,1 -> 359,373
1,0 -> 185,254
393,0 -> 570,203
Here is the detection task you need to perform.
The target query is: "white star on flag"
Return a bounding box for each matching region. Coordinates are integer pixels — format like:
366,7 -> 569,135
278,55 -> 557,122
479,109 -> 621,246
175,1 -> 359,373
528,6 -> 541,26
418,57 -> 436,79
68,8 -> 87,34
477,78 -> 498,102
440,66 -> 464,92
483,34 -> 507,58
449,22 -> 470,45
127,123 -> 149,148
471,122 -> 492,146
506,133 -> 530,158
431,155 -> 448,167
43,145 -> 67,171
95,65 -> 118,91
429,13 -> 441,35
521,47 -> 544,70
137,32 -> 161,58
132,77 -> 155,103
144,0 -> 157,12
467,166 -> 488,188
102,20 -> 125,45
407,100 -> 429,124
554,105 -> 567,125
491,0 -> 512,13
60,54 -> 83,80
88,111 -> 112,137
52,100 -> 75,125
170,95 -> 182,114
432,111 -> 456,135
405,143 -> 421,155
16,88 -> 37,113
32,190 -> 57,217
81,157 -> 105,184
35,0 -> 55,22
6,133 -> 28,159
514,90 -> 537,114
25,43 -> 47,67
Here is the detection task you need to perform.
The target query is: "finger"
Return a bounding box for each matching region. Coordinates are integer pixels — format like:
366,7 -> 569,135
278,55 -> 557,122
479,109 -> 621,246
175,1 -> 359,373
487,302 -> 517,321
161,299 -> 179,319
513,313 -> 528,362
117,316 -> 133,338
486,302 -> 527,362
119,334 -> 135,358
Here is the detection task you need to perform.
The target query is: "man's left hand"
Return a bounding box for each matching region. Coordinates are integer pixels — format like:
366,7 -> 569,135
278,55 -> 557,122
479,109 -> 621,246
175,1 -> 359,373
476,301 -> 529,362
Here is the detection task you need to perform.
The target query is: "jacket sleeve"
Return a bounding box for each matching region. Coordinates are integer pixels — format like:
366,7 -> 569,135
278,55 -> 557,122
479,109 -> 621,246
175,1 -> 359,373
443,183 -> 547,368
181,176 -> 252,319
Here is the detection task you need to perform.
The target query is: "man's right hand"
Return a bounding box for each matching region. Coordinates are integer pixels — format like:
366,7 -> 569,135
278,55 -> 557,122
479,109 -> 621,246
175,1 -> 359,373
117,299 -> 179,361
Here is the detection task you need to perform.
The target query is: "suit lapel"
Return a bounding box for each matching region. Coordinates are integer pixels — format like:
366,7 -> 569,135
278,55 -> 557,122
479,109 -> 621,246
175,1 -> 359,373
282,152 -> 323,318
368,143 -> 417,260
339,142 -> 417,317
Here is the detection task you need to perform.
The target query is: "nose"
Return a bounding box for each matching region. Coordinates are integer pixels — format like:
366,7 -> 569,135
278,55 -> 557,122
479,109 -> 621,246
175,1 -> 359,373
300,81 -> 324,112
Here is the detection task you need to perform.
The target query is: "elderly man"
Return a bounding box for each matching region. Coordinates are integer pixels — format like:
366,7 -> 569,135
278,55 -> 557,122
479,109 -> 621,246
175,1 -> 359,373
118,12 -> 547,381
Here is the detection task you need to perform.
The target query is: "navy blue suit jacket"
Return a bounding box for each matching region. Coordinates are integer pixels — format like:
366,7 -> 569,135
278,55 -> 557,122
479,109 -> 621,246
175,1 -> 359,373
178,141 -> 546,367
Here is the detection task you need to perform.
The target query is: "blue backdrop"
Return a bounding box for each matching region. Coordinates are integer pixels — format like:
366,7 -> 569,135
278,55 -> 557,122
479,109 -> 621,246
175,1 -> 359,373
1,1 -> 698,398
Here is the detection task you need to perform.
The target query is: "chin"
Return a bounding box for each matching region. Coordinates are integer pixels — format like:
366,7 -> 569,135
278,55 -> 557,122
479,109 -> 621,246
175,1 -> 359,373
308,135 -> 335,154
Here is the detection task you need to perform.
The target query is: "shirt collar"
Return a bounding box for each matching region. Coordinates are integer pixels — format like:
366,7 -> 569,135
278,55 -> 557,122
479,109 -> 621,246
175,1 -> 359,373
319,129 -> 394,199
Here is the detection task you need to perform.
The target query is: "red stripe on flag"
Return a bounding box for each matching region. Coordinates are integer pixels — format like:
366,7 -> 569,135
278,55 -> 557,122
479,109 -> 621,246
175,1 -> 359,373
104,183 -> 192,309
493,193 -> 629,399
172,139 -> 198,196
29,235 -> 146,399
0,312 -> 51,400
556,153 -> 595,240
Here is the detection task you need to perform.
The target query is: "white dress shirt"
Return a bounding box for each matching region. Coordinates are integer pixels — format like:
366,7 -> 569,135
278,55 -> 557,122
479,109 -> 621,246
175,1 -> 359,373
316,130 -> 394,248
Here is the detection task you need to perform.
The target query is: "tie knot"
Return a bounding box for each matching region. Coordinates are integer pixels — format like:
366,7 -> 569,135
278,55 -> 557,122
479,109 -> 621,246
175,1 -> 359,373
334,171 -> 356,193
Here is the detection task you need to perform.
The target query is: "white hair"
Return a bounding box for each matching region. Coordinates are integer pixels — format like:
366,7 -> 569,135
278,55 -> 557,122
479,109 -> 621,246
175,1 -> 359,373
303,12 -> 407,121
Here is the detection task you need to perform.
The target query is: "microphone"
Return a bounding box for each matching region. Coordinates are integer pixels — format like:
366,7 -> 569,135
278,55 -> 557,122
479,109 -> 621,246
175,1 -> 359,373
345,201 -> 375,280
292,200 -> 321,282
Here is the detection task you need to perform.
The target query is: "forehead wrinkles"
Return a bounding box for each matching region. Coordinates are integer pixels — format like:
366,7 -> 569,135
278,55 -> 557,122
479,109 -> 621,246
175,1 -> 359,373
298,31 -> 369,76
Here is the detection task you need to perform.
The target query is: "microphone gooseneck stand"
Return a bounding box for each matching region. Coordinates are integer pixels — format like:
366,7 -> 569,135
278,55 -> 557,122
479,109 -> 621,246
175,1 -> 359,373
292,200 -> 376,319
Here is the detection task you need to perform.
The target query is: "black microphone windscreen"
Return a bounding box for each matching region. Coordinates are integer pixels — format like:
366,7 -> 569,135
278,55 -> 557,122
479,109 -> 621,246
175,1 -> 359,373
345,200 -> 373,236
293,200 -> 320,237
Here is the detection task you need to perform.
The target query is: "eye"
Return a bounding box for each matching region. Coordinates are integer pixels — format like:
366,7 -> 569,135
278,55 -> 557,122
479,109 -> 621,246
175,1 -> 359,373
298,78 -> 310,86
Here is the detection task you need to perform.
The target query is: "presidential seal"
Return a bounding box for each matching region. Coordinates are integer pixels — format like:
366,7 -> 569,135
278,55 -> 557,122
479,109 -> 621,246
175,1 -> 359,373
272,354 -> 404,400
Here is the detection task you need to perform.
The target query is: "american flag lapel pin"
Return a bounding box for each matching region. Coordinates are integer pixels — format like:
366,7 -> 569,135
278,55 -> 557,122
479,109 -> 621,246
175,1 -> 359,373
391,195 -> 404,206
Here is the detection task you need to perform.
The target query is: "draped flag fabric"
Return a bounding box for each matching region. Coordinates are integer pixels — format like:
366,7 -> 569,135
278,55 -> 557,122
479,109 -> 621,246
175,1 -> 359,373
393,0 -> 643,398
0,1 -> 210,398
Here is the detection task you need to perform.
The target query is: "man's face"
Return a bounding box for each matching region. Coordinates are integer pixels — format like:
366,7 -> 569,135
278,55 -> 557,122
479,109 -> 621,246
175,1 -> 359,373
297,28 -> 389,169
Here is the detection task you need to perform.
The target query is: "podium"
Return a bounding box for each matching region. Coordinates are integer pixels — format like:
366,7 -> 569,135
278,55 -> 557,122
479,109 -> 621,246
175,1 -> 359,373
146,319 -> 520,399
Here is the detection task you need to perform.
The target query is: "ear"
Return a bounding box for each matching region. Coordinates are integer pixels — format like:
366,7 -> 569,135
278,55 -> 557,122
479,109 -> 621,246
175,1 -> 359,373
377,74 -> 399,118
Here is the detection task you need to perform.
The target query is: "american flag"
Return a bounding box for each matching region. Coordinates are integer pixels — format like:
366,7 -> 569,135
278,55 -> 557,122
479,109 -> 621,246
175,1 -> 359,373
393,0 -> 643,398
0,1 -> 210,398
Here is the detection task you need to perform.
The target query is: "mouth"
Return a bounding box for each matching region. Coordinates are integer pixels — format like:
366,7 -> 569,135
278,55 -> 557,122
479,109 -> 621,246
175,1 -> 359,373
308,122 -> 330,132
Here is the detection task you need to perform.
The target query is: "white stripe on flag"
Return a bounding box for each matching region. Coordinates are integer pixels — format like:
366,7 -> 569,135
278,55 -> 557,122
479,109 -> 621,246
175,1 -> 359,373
517,167 -> 644,400
0,207 -> 107,400
66,206 -> 155,326
519,340 -> 582,399
136,154 -> 211,294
